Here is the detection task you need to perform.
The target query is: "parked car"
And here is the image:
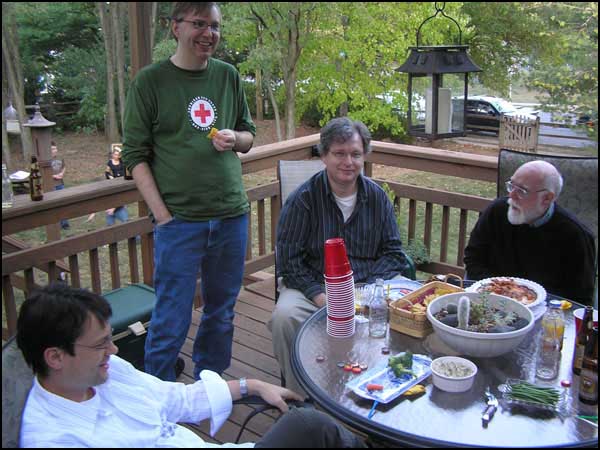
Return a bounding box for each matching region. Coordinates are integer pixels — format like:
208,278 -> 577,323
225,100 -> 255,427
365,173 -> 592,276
453,95 -> 539,134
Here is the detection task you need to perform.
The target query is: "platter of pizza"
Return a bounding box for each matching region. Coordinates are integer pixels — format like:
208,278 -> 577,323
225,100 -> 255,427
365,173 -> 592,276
466,277 -> 546,309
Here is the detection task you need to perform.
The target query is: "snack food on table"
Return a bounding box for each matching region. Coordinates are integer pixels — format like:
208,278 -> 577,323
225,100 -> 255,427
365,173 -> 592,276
398,286 -> 457,314
476,278 -> 537,304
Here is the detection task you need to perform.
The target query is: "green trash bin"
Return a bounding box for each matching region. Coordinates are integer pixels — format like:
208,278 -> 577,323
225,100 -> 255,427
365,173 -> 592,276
104,283 -> 156,370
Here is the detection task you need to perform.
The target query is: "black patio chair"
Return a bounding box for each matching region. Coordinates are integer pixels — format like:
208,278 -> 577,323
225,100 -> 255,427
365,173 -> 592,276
2,337 -> 34,448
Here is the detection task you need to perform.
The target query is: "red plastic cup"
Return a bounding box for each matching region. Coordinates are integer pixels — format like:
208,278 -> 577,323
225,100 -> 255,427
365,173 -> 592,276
324,238 -> 352,277
573,308 -> 598,333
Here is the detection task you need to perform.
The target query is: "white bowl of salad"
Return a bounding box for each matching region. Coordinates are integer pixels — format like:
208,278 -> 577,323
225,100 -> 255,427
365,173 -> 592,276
430,356 -> 477,393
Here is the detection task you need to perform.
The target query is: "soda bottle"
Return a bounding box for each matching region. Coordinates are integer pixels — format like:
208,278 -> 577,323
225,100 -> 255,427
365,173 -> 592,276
29,156 -> 44,201
536,305 -> 561,380
579,326 -> 598,405
572,305 -> 594,375
2,163 -> 14,209
368,278 -> 388,338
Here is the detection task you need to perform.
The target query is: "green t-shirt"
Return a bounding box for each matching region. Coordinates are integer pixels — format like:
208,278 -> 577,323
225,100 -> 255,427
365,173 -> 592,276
122,58 -> 256,221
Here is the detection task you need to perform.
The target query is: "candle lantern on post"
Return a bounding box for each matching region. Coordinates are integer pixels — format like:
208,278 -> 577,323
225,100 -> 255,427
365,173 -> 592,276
22,104 -> 57,193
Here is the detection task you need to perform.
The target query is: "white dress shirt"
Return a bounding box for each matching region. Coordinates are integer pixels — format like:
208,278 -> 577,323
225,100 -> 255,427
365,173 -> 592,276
20,355 -> 254,448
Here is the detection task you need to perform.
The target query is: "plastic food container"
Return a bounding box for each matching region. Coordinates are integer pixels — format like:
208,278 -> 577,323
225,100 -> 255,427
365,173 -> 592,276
430,356 -> 477,393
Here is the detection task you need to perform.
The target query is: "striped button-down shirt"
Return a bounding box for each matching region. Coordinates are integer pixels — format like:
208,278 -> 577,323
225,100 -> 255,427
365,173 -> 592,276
277,170 -> 408,301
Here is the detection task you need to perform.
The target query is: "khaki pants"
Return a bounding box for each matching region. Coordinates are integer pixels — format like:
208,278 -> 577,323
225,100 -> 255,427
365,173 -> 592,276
268,275 -> 406,396
267,287 -> 319,396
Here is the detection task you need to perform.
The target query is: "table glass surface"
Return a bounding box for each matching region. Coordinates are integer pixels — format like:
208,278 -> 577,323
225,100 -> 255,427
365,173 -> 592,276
292,295 -> 598,447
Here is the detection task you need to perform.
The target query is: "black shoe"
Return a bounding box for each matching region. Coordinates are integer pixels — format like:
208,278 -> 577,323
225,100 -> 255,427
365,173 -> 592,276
61,223 -> 70,230
175,357 -> 185,378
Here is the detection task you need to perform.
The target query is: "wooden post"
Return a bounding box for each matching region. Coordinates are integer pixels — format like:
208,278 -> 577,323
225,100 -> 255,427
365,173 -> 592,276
129,3 -> 154,285
128,3 -> 153,78
22,105 -> 61,241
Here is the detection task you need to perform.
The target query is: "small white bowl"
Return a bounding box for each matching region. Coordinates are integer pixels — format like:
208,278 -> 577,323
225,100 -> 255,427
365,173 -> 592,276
431,356 -> 477,393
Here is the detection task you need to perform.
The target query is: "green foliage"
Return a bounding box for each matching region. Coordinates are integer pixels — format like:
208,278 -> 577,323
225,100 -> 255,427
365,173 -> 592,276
153,39 -> 177,63
50,45 -> 107,131
13,2 -> 101,105
9,2 -> 597,136
525,2 -> 597,134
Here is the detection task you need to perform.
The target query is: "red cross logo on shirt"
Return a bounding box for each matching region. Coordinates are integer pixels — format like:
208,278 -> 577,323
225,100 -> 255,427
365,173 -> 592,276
194,103 -> 213,124
188,97 -> 217,131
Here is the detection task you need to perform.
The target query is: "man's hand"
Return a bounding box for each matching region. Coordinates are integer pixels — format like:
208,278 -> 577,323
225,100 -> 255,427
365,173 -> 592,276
212,129 -> 237,152
106,208 -> 116,215
248,379 -> 304,413
313,293 -> 326,308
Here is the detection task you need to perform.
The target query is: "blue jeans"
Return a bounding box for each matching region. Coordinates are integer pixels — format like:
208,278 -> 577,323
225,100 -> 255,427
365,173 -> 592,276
106,206 -> 129,225
54,184 -> 69,228
145,214 -> 248,381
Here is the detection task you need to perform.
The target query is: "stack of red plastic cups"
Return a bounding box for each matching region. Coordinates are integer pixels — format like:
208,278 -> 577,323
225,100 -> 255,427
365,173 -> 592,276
324,238 -> 355,338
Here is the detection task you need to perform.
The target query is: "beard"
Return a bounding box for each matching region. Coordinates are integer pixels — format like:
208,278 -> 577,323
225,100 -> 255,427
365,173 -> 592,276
507,201 -> 526,225
507,198 -> 547,225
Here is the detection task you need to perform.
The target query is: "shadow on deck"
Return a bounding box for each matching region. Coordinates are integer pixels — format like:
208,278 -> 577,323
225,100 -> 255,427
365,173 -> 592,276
178,277 -> 280,445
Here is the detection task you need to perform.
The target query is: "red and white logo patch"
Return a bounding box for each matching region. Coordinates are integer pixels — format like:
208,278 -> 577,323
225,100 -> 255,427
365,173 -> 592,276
188,97 -> 218,131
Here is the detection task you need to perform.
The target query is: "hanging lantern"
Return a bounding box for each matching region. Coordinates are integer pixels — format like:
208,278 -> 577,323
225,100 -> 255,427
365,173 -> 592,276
397,2 -> 481,140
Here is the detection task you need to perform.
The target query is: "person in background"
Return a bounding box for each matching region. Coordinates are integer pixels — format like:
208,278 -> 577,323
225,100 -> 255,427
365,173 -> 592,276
17,284 -> 367,448
121,2 -> 256,382
50,141 -> 70,230
464,160 -> 596,304
269,117 -> 411,395
104,146 -> 129,226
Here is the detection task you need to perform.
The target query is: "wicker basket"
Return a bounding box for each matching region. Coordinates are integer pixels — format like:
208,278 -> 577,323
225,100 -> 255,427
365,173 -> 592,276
389,274 -> 464,338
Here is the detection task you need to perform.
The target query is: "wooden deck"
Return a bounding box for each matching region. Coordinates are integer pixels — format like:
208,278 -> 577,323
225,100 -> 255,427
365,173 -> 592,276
177,277 -> 281,445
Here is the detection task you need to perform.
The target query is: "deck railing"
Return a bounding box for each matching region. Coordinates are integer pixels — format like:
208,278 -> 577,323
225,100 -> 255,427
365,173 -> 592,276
2,134 -> 497,338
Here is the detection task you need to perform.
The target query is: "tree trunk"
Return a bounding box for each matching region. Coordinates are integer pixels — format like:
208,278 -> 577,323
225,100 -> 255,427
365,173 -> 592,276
113,2 -> 127,133
265,75 -> 282,142
282,8 -> 301,140
97,2 -> 119,142
150,2 -> 158,55
284,72 -> 296,140
255,22 -> 264,121
2,3 -> 33,160
2,52 -> 12,167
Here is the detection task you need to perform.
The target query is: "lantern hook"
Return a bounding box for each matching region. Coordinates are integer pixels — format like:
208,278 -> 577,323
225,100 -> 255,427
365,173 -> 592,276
416,2 -> 463,47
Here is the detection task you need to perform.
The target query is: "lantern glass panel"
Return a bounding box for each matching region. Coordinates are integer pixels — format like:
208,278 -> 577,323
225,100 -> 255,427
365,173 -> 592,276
410,75 -> 429,133
443,73 -> 465,134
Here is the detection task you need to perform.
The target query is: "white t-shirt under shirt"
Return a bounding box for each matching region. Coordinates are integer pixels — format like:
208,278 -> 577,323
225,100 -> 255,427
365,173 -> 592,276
333,192 -> 358,222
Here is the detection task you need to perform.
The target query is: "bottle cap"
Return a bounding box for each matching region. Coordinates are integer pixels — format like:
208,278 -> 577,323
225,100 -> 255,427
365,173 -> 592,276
549,300 -> 562,309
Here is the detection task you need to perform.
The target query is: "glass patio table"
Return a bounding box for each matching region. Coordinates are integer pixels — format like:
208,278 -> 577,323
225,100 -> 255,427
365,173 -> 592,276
291,292 -> 598,447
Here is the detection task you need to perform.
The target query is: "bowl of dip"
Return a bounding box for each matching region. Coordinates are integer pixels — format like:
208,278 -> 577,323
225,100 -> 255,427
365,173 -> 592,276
430,356 -> 477,393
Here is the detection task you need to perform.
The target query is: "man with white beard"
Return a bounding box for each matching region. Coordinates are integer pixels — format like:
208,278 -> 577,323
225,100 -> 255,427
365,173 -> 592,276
464,161 -> 595,305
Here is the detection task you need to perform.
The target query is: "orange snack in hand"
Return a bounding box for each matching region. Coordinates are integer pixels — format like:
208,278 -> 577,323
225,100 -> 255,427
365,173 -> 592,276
207,127 -> 219,139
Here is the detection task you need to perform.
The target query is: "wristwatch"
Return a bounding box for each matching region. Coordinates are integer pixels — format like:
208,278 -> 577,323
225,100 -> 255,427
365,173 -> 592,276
239,377 -> 248,398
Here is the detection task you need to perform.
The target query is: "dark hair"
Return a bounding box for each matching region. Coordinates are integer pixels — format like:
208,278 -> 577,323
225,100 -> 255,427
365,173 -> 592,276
16,284 -> 112,377
317,117 -> 372,156
170,2 -> 220,40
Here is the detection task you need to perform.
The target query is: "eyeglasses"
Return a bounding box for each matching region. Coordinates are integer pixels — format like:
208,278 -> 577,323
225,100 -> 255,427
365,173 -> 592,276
74,329 -> 114,351
505,180 -> 547,199
330,151 -> 364,161
172,18 -> 221,33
